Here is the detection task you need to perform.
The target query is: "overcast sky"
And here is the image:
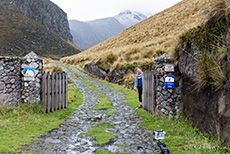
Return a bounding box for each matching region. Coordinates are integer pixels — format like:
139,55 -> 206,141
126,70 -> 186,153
50,0 -> 182,21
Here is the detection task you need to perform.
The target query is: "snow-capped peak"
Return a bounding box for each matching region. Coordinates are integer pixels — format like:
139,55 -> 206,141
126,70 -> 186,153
115,10 -> 147,28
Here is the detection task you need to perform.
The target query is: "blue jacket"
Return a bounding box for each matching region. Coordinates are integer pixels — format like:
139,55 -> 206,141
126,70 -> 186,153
135,72 -> 143,88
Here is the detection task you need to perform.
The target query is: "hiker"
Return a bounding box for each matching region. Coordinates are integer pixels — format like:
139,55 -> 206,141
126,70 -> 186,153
134,68 -> 143,108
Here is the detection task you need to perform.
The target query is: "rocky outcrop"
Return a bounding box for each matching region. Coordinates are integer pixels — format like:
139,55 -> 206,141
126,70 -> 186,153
0,0 -> 81,58
84,62 -> 155,89
84,65 -> 127,85
9,0 -> 73,41
178,38 -> 230,145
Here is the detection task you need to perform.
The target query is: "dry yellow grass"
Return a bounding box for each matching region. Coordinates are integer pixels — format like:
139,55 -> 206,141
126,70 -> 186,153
62,0 -> 210,70
43,58 -> 63,73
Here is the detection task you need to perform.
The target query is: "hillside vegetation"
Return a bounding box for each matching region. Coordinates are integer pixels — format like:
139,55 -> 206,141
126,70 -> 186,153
62,0 -> 209,70
0,1 -> 82,58
176,0 -> 230,92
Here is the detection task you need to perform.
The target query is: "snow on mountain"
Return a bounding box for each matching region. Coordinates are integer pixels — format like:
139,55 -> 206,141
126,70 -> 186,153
69,11 -> 147,50
115,11 -> 147,28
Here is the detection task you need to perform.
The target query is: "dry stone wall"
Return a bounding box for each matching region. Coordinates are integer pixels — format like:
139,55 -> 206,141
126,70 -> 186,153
0,57 -> 22,105
155,54 -> 182,118
0,52 -> 43,105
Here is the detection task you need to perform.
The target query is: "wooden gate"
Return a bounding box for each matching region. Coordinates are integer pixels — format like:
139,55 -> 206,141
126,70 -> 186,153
42,72 -> 68,113
143,72 -> 155,114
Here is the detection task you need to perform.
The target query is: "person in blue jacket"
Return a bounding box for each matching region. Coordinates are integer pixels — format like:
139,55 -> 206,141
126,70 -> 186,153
134,68 -> 143,108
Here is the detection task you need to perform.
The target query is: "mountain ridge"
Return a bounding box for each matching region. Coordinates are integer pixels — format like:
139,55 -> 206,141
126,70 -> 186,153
69,11 -> 147,50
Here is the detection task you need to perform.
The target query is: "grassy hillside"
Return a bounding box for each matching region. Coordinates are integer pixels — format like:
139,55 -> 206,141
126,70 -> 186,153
0,1 -> 82,58
62,0 -> 209,70
176,0 -> 229,92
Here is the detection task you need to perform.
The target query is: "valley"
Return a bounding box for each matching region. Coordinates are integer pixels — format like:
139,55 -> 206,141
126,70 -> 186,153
0,0 -> 230,153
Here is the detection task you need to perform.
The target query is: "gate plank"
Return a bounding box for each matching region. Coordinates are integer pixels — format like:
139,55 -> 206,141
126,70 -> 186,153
143,72 -> 155,114
65,74 -> 68,108
62,73 -> 65,109
59,73 -> 62,109
51,73 -> 55,112
47,72 -> 51,113
143,73 -> 147,110
42,73 -> 46,113
55,73 -> 58,111
152,73 -> 155,113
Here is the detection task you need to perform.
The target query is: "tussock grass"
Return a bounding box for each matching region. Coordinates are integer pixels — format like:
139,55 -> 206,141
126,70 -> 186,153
43,58 -> 63,73
204,0 -> 230,24
177,0 -> 230,91
61,0 -> 209,71
195,45 -> 228,91
0,82 -> 83,153
123,69 -> 136,89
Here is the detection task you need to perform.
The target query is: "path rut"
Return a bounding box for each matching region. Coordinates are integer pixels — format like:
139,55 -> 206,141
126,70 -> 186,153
19,63 -> 160,154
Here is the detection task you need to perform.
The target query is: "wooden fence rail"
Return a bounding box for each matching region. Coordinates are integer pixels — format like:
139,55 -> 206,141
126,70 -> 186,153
143,72 -> 155,114
42,72 -> 68,113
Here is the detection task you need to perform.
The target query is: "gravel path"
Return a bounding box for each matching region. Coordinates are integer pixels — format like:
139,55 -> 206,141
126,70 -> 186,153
19,63 -> 160,154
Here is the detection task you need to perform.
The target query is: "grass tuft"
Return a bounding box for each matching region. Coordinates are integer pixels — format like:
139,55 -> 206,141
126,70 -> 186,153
86,123 -> 115,145
95,148 -> 111,154
195,45 -> 228,91
95,98 -> 114,111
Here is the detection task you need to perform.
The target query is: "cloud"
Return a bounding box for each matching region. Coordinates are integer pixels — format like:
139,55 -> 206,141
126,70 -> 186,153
50,0 -> 182,21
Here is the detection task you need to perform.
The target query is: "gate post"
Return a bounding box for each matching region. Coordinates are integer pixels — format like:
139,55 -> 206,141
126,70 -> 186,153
155,54 -> 182,118
21,52 -> 43,104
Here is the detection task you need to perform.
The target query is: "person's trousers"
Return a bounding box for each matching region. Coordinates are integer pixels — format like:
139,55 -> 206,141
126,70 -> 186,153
137,86 -> 142,102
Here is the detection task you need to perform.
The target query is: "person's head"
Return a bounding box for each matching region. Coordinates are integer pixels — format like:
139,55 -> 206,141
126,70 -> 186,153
137,68 -> 142,74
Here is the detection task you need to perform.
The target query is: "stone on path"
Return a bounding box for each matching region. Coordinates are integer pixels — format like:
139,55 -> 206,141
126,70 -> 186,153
45,138 -> 61,144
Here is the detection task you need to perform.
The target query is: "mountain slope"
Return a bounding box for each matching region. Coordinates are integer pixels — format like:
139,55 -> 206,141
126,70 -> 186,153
69,11 -> 147,50
10,0 -> 73,41
62,0 -> 209,69
69,18 -> 126,50
0,0 -> 81,58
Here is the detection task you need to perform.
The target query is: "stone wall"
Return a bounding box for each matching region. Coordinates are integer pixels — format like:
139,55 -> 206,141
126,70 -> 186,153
0,52 -> 43,105
154,54 -> 182,118
0,57 -> 22,105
